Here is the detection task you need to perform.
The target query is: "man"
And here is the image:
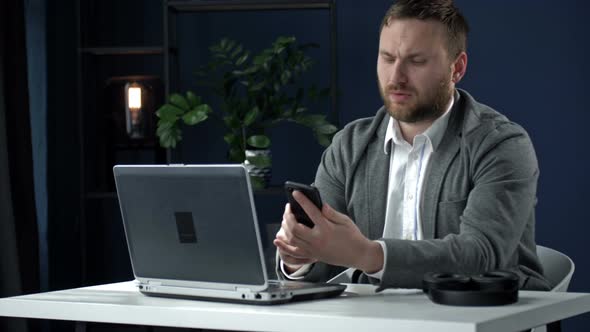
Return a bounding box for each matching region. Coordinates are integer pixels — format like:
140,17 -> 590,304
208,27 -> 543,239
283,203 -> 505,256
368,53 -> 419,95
274,0 -> 551,291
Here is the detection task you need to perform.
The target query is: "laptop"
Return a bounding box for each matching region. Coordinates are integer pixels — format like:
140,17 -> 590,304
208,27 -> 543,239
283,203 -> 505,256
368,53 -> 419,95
113,164 -> 346,304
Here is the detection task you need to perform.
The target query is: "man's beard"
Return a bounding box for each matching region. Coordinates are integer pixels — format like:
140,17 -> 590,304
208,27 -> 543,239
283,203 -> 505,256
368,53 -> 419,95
379,78 -> 452,123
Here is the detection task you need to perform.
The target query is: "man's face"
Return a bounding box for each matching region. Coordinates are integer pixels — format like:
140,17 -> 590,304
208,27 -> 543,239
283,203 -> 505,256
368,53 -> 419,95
377,19 -> 456,123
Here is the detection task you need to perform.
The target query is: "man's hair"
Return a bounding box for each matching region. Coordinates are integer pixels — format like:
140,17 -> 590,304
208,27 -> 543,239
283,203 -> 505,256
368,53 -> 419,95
380,0 -> 469,58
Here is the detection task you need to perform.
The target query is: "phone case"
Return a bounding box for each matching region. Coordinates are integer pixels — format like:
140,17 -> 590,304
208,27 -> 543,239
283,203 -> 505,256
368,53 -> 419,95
284,181 -> 323,228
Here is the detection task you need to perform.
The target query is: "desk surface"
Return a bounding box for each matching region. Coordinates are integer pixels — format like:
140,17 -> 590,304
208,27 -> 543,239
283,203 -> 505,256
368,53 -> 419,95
1,281 -> 589,332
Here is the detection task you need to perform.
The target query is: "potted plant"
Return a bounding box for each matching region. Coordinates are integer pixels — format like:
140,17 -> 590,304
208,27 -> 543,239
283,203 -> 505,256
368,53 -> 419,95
156,36 -> 337,188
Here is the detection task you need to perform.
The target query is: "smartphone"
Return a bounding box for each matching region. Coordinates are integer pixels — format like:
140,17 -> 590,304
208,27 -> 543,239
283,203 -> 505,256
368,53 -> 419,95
284,181 -> 323,228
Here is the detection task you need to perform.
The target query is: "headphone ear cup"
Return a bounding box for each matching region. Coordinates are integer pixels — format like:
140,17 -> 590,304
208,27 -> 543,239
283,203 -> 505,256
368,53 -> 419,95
422,272 -> 471,293
423,271 -> 520,306
471,271 -> 520,291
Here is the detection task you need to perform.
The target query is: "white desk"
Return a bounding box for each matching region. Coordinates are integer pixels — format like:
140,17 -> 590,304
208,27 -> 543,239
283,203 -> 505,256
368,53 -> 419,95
1,281 -> 589,332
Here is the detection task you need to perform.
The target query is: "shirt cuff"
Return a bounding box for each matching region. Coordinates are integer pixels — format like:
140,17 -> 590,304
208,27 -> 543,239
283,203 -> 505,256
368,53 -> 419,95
364,240 -> 387,280
280,261 -> 313,280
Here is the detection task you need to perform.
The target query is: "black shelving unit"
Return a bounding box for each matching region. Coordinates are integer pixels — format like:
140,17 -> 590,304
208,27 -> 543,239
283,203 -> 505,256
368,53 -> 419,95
76,0 -> 337,286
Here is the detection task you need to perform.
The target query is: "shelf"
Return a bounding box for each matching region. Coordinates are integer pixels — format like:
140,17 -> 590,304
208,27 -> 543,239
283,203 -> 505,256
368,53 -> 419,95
80,47 -> 165,56
168,0 -> 333,12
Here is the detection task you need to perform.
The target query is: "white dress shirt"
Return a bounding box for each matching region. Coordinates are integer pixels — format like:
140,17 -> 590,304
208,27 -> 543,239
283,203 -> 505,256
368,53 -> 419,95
282,96 -> 454,280
369,96 -> 454,279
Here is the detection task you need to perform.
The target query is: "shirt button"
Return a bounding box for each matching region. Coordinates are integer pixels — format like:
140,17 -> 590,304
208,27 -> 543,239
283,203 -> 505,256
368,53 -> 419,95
408,194 -> 414,200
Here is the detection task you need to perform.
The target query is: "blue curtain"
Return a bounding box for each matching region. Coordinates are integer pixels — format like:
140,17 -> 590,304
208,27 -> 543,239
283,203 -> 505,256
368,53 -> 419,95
0,0 -> 41,330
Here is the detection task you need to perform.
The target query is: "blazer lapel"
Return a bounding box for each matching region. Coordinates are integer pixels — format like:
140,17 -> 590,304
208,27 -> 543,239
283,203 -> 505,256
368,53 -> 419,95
421,92 -> 464,239
365,112 -> 390,240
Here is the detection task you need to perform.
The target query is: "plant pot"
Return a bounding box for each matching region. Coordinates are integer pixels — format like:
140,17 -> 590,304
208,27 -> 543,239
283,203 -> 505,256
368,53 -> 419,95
244,149 -> 272,188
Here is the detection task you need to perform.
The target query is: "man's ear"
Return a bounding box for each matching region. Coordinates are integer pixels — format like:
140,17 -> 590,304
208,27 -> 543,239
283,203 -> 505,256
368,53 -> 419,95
451,52 -> 468,84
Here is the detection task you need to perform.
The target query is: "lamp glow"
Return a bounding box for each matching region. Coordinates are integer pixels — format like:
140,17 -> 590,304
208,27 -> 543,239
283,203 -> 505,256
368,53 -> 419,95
124,82 -> 144,138
128,87 -> 142,109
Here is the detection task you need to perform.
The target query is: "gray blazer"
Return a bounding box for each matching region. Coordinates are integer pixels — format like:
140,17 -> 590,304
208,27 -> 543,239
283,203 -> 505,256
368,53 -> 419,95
281,89 -> 550,291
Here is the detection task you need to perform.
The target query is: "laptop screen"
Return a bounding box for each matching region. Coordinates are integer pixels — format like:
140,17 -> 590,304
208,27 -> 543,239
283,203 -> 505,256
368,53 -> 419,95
114,165 -> 266,286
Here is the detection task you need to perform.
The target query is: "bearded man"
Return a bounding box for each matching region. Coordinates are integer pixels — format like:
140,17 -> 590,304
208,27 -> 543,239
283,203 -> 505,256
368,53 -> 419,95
273,0 -> 550,291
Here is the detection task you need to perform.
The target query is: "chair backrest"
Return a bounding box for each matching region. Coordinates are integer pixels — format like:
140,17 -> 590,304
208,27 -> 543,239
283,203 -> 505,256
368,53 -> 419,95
536,245 -> 575,292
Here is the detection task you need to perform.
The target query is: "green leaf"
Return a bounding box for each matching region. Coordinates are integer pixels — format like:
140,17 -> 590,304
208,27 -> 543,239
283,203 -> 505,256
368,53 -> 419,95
319,87 -> 331,98
276,36 -> 296,46
250,176 -> 266,190
195,103 -> 213,114
229,147 -> 245,163
158,126 -> 182,149
299,42 -> 320,50
249,81 -> 266,92
213,52 -> 228,60
246,154 -> 272,168
224,133 -> 237,145
220,38 -> 228,50
156,120 -> 174,136
182,109 -> 208,125
243,107 -> 260,126
170,93 -> 190,111
223,115 -> 241,130
230,45 -> 243,59
316,133 -> 332,147
295,114 -> 326,127
225,39 -> 236,52
253,54 -> 271,66
246,135 -> 271,149
235,53 -> 249,66
156,104 -> 184,121
186,91 -> 201,108
243,66 -> 258,75
316,124 -> 338,134
280,70 -> 291,85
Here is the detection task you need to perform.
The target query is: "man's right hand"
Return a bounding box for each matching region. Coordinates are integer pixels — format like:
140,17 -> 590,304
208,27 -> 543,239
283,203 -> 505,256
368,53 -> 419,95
274,204 -> 317,274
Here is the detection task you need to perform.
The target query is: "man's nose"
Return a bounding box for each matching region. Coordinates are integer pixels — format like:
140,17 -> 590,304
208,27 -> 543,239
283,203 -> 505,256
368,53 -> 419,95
388,62 -> 408,85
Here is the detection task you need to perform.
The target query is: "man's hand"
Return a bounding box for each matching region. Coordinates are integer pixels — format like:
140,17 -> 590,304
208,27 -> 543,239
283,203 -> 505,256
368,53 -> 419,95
274,204 -> 317,274
273,191 -> 384,274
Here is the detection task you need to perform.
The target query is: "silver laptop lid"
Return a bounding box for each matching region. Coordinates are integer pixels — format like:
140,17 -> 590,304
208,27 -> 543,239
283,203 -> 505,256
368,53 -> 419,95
113,164 -> 268,291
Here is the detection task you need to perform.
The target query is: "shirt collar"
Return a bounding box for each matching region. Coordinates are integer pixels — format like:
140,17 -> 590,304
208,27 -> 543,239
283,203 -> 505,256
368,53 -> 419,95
384,94 -> 454,154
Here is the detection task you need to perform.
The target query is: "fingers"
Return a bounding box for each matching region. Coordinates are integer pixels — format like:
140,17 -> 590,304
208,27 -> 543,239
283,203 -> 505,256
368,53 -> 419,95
322,203 -> 351,225
274,239 -> 314,263
281,203 -> 313,245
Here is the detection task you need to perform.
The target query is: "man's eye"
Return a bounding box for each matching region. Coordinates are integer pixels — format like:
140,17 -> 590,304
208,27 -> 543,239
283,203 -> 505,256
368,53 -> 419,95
411,59 -> 426,65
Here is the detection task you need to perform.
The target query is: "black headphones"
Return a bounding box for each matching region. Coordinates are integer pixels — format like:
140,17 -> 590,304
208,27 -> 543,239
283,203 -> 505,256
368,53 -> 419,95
422,271 -> 519,306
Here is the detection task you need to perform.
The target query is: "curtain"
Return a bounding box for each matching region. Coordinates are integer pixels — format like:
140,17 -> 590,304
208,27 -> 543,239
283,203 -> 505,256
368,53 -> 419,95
0,0 -> 41,330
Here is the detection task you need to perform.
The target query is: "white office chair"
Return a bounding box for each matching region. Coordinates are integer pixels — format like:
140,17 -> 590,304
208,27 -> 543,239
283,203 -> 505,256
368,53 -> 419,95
532,245 -> 575,332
